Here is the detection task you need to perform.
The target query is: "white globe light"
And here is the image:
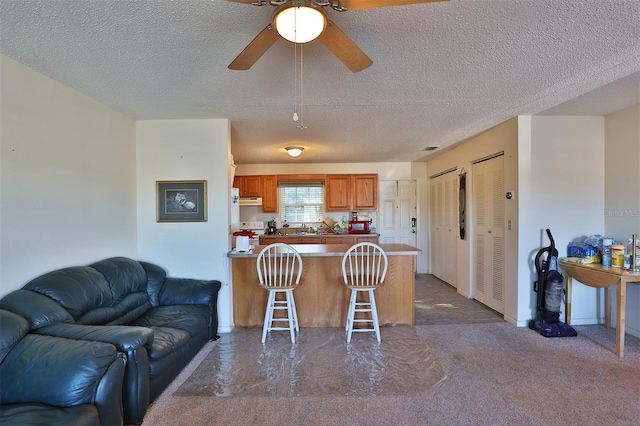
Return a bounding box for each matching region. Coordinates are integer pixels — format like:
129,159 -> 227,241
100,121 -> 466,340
275,6 -> 326,44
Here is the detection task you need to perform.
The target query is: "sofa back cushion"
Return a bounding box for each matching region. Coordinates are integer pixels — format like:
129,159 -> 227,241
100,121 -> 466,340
87,257 -> 153,325
0,290 -> 75,330
24,266 -> 113,321
15,257 -> 154,326
0,310 -> 29,364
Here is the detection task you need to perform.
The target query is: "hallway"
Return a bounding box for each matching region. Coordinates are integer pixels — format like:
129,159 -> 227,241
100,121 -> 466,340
415,274 -> 504,325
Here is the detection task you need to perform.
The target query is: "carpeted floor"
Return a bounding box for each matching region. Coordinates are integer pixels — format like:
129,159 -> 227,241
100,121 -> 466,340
175,326 -> 445,398
143,276 -> 639,425
144,323 -> 640,426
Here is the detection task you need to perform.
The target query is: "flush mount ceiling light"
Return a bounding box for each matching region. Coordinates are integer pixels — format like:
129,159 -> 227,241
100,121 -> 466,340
274,3 -> 327,44
285,146 -> 304,157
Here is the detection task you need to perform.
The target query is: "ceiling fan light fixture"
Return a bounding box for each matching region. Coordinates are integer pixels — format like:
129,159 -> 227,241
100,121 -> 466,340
285,146 -> 304,157
274,5 -> 327,44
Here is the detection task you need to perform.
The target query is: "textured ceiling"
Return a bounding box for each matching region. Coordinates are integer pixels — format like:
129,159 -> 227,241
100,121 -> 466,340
1,0 -> 639,164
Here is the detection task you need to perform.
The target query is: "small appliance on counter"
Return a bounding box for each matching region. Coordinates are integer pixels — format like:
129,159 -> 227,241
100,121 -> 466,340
235,236 -> 251,252
232,221 -> 264,249
348,220 -> 371,234
266,220 -> 277,235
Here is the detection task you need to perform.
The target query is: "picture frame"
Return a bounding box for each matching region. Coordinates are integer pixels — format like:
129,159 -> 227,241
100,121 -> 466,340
156,180 -> 207,222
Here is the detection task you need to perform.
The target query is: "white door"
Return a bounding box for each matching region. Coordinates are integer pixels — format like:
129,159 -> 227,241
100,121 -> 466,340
378,180 -> 417,248
472,155 -> 505,313
429,170 -> 458,287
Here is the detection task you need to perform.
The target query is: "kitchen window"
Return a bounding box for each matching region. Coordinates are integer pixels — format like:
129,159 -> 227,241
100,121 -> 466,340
279,182 -> 324,224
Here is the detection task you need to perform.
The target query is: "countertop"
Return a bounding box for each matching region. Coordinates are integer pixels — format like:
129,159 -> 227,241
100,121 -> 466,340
228,243 -> 420,258
260,232 -> 380,238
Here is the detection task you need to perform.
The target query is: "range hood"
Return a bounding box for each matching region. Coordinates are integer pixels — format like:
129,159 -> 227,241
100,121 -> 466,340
239,197 -> 262,206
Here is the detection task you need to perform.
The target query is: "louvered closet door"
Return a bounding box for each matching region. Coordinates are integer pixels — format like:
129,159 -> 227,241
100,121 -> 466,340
472,155 -> 505,313
429,170 -> 457,287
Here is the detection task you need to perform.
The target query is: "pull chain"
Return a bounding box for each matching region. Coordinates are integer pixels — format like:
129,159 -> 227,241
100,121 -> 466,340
297,44 -> 307,129
293,40 -> 299,122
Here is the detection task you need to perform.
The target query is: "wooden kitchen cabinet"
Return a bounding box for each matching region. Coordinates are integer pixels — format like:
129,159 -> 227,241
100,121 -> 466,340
355,235 -> 379,244
352,174 -> 377,210
261,175 -> 278,213
325,175 -> 351,211
325,174 -> 377,211
331,236 -> 355,245
233,175 -> 262,197
259,236 -> 280,245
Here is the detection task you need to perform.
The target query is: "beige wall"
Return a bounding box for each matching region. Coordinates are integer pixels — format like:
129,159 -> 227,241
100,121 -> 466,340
0,54 -> 137,295
425,118 -> 519,321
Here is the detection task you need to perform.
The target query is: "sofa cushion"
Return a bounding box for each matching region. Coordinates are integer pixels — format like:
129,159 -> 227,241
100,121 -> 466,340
89,257 -> 149,304
140,261 -> 167,306
0,310 -> 28,364
142,326 -> 191,361
78,293 -> 152,326
0,403 -> 99,426
23,266 -> 113,320
133,305 -> 211,339
0,290 -> 75,330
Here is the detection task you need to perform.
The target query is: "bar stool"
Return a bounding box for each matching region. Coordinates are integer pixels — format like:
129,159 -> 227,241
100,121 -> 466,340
341,242 -> 388,343
256,243 -> 303,344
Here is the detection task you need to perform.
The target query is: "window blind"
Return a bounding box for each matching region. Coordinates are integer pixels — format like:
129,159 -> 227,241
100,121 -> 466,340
279,182 -> 324,224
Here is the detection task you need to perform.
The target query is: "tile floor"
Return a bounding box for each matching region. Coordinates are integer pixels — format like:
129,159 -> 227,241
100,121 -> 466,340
414,274 -> 504,325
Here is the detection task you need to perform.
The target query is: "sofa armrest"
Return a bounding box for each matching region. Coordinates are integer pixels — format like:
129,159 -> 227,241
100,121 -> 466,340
160,278 -> 222,340
95,352 -> 127,426
0,334 -> 122,412
158,277 -> 221,307
35,323 -> 152,425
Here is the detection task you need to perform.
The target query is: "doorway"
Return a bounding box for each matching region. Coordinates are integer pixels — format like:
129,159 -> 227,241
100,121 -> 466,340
378,180 -> 417,248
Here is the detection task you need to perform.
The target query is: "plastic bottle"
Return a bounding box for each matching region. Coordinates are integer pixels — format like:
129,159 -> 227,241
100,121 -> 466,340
602,238 -> 612,266
611,244 -> 625,267
630,234 -> 639,271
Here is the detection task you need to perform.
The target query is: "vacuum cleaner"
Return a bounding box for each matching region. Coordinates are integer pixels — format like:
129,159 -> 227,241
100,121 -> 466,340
528,229 -> 577,337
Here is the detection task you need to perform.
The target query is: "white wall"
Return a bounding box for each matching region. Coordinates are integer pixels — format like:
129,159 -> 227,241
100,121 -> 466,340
0,55 -> 137,296
524,116 -> 605,326
604,104 -> 640,335
136,119 -> 234,332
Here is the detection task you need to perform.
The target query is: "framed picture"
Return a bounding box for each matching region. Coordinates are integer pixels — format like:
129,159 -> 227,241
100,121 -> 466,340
156,180 -> 207,222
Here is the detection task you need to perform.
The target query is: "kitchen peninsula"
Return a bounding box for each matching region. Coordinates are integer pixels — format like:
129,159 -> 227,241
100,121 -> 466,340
228,244 -> 420,327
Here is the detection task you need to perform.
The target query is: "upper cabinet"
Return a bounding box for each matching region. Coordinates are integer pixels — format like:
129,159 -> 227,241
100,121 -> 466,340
234,175 -> 262,197
325,175 -> 351,211
262,175 -> 278,213
235,173 -> 377,212
351,174 -> 378,210
233,175 -> 277,212
326,174 -> 377,211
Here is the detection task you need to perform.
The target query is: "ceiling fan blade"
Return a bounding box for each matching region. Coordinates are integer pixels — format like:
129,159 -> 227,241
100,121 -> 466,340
317,20 -> 372,73
228,24 -> 280,70
338,0 -> 449,12
226,0 -> 263,4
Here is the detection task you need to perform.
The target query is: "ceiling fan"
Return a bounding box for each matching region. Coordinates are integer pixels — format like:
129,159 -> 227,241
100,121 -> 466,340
227,0 -> 448,73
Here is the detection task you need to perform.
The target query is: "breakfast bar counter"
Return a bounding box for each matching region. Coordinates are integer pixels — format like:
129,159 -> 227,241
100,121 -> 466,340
228,244 -> 420,327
